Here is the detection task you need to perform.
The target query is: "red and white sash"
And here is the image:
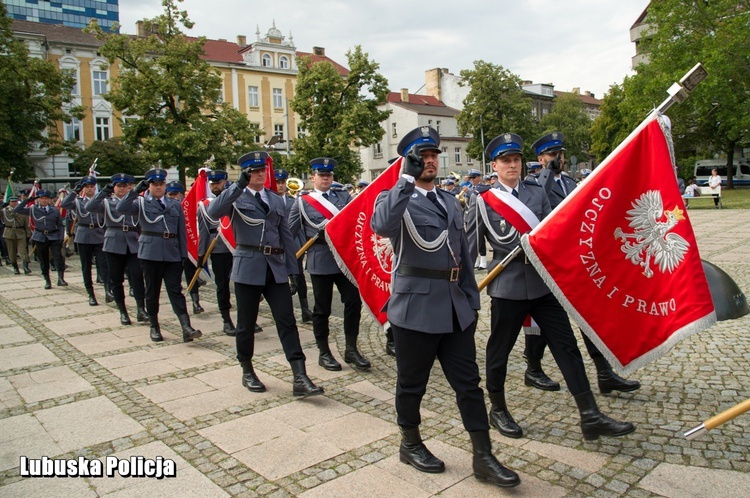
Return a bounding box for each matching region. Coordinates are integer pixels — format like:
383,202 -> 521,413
301,192 -> 340,221
479,188 -> 539,233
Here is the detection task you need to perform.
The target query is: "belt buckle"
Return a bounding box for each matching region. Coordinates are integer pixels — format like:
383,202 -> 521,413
263,245 -> 272,255
88,223 -> 95,229
449,267 -> 460,282
122,225 -> 129,232
43,230 -> 49,235
163,232 -> 171,239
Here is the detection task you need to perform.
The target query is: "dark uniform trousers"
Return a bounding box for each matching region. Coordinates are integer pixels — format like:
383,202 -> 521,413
106,249 -> 145,303
525,329 -> 603,363
78,243 -> 107,290
140,259 -> 187,318
487,293 -> 590,396
211,252 -> 233,311
35,238 -> 63,277
310,272 -> 361,341
392,311 -> 488,431
234,262 -> 305,363
182,258 -> 200,298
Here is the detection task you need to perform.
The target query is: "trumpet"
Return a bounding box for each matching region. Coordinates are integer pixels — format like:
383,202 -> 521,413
287,177 -> 305,197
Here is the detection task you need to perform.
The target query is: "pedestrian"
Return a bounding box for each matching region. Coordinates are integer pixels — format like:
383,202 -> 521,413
708,168 -> 722,208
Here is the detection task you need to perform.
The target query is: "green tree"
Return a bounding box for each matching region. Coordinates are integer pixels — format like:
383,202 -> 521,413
87,0 -> 259,185
590,83 -> 630,162
539,92 -> 592,164
289,46 -> 390,183
0,3 -> 83,180
70,138 -> 150,177
457,61 -> 537,164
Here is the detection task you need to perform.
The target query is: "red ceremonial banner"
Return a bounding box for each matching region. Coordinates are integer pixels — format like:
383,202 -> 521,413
325,157 -> 403,325
521,113 -> 716,374
28,180 -> 39,232
264,156 -> 277,193
183,169 -> 208,266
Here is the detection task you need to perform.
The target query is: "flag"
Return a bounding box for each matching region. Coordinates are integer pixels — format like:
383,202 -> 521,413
183,168 -> 209,266
3,180 -> 12,203
325,157 -> 403,325
521,112 -> 716,374
27,180 -> 39,232
264,155 -> 277,193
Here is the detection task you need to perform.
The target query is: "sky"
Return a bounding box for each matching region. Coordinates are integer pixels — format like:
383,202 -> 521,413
119,0 -> 650,100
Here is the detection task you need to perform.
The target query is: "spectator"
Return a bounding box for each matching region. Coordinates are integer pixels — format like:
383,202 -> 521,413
708,168 -> 722,208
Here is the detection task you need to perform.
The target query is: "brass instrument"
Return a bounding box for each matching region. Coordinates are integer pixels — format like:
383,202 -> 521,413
286,177 -> 304,197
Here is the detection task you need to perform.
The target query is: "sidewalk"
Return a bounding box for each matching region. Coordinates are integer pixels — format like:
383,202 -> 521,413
0,209 -> 749,497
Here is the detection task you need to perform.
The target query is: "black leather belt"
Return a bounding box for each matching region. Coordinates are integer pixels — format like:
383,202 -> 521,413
397,264 -> 461,282
35,229 -> 51,235
141,230 -> 176,239
88,223 -> 95,229
209,228 -> 217,234
237,243 -> 284,255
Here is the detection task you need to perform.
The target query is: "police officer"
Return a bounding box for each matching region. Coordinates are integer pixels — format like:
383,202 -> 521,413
275,169 -> 313,323
88,173 -> 148,326
289,158 -> 370,372
466,132 -> 634,441
524,161 -> 542,182
207,151 -> 323,398
61,176 -> 108,306
117,169 -> 202,343
371,126 -> 519,488
2,196 -> 32,274
522,132 -> 641,394
15,189 -> 66,289
199,170 -> 236,335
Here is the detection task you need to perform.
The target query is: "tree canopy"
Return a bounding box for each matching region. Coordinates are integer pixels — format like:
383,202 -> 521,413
70,138 -> 150,178
289,46 -> 390,183
539,92 -> 592,166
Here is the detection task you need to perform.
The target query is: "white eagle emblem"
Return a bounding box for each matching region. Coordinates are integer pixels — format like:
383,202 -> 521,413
371,233 -> 394,273
613,190 -> 689,278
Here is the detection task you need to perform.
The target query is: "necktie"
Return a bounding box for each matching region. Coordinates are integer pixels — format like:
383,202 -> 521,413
426,191 -> 447,217
512,188 -> 519,199
255,192 -> 269,214
322,192 -> 329,200
158,199 -> 166,210
556,178 -> 567,196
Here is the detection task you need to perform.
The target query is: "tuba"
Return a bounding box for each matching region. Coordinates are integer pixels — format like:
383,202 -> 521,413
286,177 -> 304,197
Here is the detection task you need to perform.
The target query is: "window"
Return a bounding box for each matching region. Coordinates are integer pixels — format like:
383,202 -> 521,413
392,123 -> 397,138
436,120 -> 441,134
373,142 -> 382,158
279,56 -> 289,69
93,70 -> 108,96
274,124 -> 284,139
272,88 -> 283,109
65,118 -> 81,142
427,119 -> 432,127
63,68 -> 78,95
296,125 -> 306,138
442,147 -> 448,153
262,54 -> 272,67
95,117 -> 110,141
251,123 -> 261,143
454,147 -> 461,164
247,86 -> 259,107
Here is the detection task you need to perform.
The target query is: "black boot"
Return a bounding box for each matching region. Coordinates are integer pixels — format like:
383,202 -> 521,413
524,354 -> 561,391
240,360 -> 266,392
399,426 -> 445,473
574,390 -> 636,440
488,392 -> 523,438
220,309 -> 236,336
344,335 -> 371,371
316,339 -> 342,371
23,261 -> 32,274
299,294 -> 313,323
104,283 -> 114,303
12,263 -> 20,275
593,357 -> 641,394
116,301 -> 131,325
57,271 -> 68,286
191,293 -> 204,314
385,327 -> 396,357
43,274 -> 52,290
86,287 -> 98,306
254,323 -> 263,333
469,431 -> 520,488
136,299 -> 148,323
178,314 -> 202,342
149,315 -> 163,342
290,360 -> 324,397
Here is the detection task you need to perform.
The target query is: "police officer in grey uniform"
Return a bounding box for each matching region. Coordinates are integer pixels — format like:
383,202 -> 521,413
466,132 -> 634,441
207,151 -> 323,398
522,132 -> 641,394
62,175 -> 108,306
371,126 -> 519,488
2,196 -> 32,274
88,173 -> 148,326
289,158 -> 370,372
117,168 -> 202,343
15,189 -> 66,289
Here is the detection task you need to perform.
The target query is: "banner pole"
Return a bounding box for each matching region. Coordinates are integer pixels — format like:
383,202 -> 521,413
186,237 -> 218,294
296,234 -> 319,260
477,245 -> 523,291
685,397 -> 750,440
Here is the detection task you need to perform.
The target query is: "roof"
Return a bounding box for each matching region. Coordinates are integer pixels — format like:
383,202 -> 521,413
386,91 -> 459,117
296,51 -> 349,76
630,4 -> 650,29
11,19 -> 103,47
554,91 -> 602,106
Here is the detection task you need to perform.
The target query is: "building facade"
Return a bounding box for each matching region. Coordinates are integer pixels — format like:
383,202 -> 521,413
5,0 -> 119,33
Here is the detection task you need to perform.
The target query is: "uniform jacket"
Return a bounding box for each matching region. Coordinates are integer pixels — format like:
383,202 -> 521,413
547,172 -> 578,209
87,190 -> 140,255
61,191 -> 105,245
207,184 -> 299,286
465,178 -> 551,301
197,199 -> 229,256
14,201 -> 64,242
371,176 -> 479,334
288,189 -> 351,275
2,206 -> 30,240
280,193 -> 306,249
116,190 -> 186,262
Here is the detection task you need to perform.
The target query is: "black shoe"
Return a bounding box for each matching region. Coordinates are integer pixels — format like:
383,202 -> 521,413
191,294 -> 204,314
240,361 -> 266,392
223,321 -> 237,337
149,317 -> 163,342
96,275 -> 104,284
399,426 -> 445,473
196,277 -> 207,288
301,307 -> 313,323
136,306 -> 149,323
117,302 -> 131,326
88,293 -> 98,306
524,356 -> 561,391
385,340 -> 396,357
44,276 -> 52,290
57,276 -> 68,286
23,262 -> 32,274
594,357 -> 641,394
469,431 -> 520,488
12,264 -> 20,275
178,314 -> 202,342
344,346 -> 371,371
318,352 -> 342,371
254,323 -> 263,333
488,392 -> 523,438
574,390 -> 636,440
105,290 -> 115,303
290,360 -> 324,397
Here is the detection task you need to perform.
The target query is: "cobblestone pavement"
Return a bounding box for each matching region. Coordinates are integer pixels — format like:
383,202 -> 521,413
0,209 -> 748,497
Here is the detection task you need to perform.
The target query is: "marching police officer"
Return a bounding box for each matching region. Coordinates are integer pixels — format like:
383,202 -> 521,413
371,126 -> 519,488
61,176 -> 108,306
289,158 -> 370,372
207,151 -> 323,397
117,169 -> 202,343
2,196 -> 32,274
466,132 -> 634,441
15,189 -> 66,289
522,132 -> 641,394
88,173 -> 148,326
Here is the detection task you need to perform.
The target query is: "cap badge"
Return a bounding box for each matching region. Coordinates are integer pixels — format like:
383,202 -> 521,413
503,133 -> 512,141
420,126 -> 430,137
